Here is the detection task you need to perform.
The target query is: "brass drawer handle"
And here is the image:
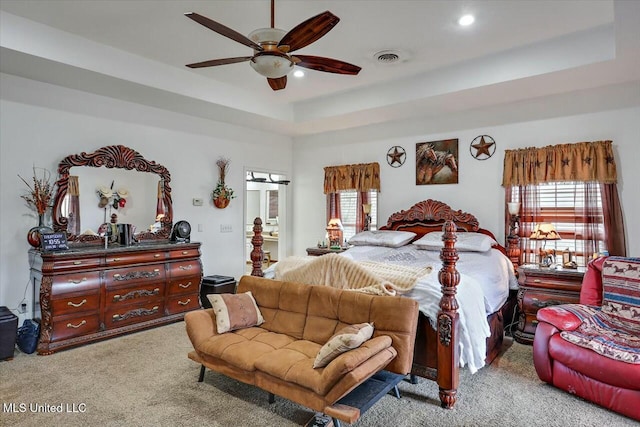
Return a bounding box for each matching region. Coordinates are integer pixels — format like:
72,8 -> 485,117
112,306 -> 159,322
73,261 -> 82,265
179,265 -> 193,271
178,299 -> 191,306
113,273 -> 121,278
154,254 -> 161,258
154,268 -> 160,272
113,288 -> 160,302
68,277 -> 87,284
182,251 -> 189,255
112,258 -> 121,262
67,320 -> 86,329
533,279 -> 542,283
67,299 -> 87,308
178,282 -> 192,289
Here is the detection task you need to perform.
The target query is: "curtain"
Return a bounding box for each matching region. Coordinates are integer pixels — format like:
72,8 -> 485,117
601,183 -> 627,256
502,140 -> 617,186
323,162 -> 380,194
326,193 -> 341,224
67,175 -> 81,235
503,140 -> 626,263
156,180 -> 165,220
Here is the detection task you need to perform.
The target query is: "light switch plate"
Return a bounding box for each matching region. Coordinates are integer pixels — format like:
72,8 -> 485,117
192,198 -> 203,206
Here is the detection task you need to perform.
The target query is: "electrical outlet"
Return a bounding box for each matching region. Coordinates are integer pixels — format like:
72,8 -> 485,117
192,198 -> 203,206
220,224 -> 233,233
19,303 -> 27,314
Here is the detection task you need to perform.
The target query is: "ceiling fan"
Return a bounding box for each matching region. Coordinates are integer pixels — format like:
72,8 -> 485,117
184,0 -> 361,91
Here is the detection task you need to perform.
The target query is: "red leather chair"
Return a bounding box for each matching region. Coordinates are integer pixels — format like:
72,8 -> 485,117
533,256 -> 640,421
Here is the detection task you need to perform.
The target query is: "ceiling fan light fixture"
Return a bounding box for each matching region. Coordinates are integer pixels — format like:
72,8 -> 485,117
250,53 -> 294,78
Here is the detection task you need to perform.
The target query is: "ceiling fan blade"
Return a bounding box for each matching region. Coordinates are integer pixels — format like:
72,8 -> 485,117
186,56 -> 252,68
185,12 -> 263,51
278,11 -> 339,53
294,55 -> 361,75
268,76 -> 287,91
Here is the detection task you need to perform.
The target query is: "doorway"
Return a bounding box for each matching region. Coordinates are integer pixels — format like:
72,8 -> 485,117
245,169 -> 288,272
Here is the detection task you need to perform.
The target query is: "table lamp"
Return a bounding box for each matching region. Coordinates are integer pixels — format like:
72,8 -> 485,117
362,204 -> 371,231
529,223 -> 561,267
326,218 -> 344,249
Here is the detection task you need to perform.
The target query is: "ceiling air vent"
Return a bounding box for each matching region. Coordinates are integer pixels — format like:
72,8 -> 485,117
374,50 -> 402,64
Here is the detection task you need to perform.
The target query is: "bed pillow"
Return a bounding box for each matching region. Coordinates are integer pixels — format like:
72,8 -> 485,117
313,323 -> 374,368
348,230 -> 416,248
207,291 -> 264,334
412,231 -> 497,252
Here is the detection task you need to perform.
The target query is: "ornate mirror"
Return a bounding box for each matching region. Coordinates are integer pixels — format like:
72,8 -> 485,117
52,145 -> 173,245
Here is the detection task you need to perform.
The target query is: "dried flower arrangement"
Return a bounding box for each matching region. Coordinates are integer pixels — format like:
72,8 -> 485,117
18,167 -> 55,216
212,157 -> 235,208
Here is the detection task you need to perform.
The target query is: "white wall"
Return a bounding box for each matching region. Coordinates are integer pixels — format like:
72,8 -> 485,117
0,75 -> 293,321
291,107 -> 640,259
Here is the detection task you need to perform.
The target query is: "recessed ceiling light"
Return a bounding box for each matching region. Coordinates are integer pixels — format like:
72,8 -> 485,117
293,70 -> 305,78
458,14 -> 475,26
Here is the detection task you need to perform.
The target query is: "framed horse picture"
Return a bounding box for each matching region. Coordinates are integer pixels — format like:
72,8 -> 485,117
416,139 -> 459,185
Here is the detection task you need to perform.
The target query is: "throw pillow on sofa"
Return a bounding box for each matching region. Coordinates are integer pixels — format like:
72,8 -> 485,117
313,323 -> 374,368
207,291 -> 264,333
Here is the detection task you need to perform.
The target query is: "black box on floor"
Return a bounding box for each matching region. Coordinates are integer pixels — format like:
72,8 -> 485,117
200,275 -> 237,309
0,306 -> 18,360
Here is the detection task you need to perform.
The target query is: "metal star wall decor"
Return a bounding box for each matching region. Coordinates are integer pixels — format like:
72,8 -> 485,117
469,135 -> 496,160
387,146 -> 406,167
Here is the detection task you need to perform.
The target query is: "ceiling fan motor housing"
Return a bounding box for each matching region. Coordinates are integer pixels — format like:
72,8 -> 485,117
249,28 -> 294,78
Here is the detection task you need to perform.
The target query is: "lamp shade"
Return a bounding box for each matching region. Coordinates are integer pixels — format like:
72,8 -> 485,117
362,204 -> 371,214
529,223 -> 561,240
507,202 -> 521,215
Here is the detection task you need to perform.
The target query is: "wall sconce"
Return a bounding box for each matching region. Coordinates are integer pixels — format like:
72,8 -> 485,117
362,204 -> 371,231
326,218 -> 344,249
529,223 -> 561,267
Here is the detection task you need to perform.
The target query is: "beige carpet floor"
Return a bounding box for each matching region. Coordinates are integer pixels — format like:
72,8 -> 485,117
0,321 -> 636,427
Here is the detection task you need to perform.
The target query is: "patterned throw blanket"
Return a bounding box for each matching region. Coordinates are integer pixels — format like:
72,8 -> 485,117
273,254 -> 433,296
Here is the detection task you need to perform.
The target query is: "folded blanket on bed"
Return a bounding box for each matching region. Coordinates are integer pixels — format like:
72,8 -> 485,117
274,254 -> 432,296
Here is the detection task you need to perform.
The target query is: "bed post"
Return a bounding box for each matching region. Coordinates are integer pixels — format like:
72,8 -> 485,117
437,220 -> 460,409
250,217 -> 264,277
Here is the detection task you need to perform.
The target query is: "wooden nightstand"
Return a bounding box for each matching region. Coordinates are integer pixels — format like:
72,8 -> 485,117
306,247 -> 349,256
514,265 -> 585,345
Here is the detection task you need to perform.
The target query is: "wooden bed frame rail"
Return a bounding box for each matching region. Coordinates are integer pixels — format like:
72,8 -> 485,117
249,213 -> 462,409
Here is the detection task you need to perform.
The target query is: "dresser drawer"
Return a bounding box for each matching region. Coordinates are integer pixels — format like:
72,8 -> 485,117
49,257 -> 102,273
168,260 -> 202,278
105,302 -> 164,329
166,294 -> 200,314
51,313 -> 100,341
105,251 -> 165,266
167,277 -> 199,296
51,271 -> 101,296
168,247 -> 200,260
104,264 -> 165,286
106,282 -> 164,306
52,293 -> 100,316
522,290 -> 579,313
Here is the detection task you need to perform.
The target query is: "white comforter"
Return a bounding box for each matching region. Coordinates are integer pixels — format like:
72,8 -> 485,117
263,244 -> 517,374
339,245 -> 517,374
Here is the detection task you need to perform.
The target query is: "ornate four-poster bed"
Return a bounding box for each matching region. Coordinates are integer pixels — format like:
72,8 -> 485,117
249,199 -> 518,408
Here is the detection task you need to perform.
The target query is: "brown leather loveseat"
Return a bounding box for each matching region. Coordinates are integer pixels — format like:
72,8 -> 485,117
185,275 -> 419,425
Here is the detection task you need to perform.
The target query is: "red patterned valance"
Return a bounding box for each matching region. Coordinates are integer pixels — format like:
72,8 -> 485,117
324,162 -> 380,194
502,140 -> 617,186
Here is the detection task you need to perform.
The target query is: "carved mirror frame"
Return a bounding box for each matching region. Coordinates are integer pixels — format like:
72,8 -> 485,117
52,145 -> 173,244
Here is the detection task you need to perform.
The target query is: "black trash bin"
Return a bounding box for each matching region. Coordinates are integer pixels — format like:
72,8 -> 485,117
200,275 -> 237,308
0,306 -> 18,360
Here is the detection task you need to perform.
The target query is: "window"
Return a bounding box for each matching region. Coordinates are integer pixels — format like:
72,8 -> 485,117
339,190 -> 378,242
512,182 -> 606,266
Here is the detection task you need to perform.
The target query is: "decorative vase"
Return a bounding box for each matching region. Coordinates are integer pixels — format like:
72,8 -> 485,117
27,214 -> 53,248
213,197 -> 230,209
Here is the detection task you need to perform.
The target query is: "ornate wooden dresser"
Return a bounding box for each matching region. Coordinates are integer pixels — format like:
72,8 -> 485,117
30,242 -> 202,355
